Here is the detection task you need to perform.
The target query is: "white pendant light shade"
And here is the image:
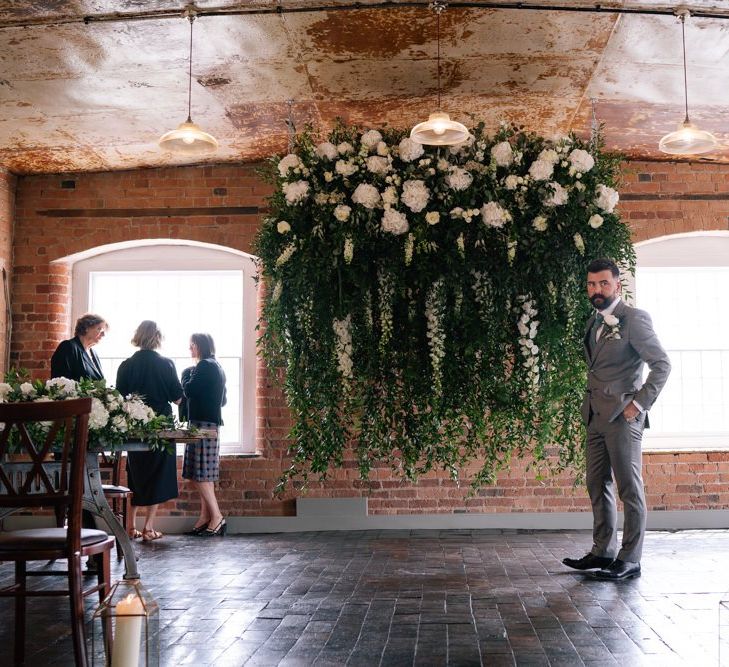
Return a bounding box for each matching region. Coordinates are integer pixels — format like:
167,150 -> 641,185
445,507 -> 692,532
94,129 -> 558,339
658,9 -> 717,156
658,119 -> 718,155
410,111 -> 469,146
159,10 -> 218,156
159,118 -> 219,155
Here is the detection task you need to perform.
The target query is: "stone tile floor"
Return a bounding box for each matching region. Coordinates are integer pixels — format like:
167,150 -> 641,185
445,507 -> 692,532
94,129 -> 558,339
2,529 -> 729,666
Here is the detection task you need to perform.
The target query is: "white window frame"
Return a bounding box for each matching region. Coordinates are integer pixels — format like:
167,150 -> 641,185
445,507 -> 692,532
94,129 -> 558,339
634,231 -> 729,452
65,241 -> 258,454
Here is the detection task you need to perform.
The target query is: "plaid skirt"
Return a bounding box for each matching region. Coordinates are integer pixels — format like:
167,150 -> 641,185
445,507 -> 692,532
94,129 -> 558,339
182,420 -> 220,482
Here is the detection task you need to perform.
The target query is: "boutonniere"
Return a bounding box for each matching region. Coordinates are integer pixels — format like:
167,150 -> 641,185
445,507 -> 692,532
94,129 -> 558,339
602,313 -> 621,340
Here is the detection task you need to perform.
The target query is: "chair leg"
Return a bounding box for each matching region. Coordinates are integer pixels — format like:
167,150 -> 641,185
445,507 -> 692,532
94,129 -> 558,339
68,551 -> 89,667
97,550 -> 113,660
14,560 -> 26,666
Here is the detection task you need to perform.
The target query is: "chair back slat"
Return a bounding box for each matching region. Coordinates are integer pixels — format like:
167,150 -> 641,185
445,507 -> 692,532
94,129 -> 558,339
0,398 -> 92,547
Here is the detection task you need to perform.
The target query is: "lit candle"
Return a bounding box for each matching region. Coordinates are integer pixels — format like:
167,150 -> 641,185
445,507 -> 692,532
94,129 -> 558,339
111,593 -> 144,667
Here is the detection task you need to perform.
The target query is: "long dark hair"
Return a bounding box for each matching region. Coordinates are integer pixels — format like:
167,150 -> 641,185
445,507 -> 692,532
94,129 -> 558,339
191,333 -> 216,359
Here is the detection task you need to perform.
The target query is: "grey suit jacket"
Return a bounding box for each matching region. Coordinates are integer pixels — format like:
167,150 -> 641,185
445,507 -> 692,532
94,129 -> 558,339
581,300 -> 671,425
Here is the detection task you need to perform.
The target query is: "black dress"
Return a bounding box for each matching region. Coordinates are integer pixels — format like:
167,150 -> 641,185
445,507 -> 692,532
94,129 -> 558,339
116,350 -> 183,507
50,337 -> 104,381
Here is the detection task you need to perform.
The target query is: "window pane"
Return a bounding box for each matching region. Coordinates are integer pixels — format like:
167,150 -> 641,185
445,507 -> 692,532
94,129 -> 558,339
88,270 -> 243,445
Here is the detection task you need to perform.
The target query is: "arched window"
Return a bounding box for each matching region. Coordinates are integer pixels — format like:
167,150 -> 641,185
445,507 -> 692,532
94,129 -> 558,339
66,241 -> 258,454
635,232 -> 729,450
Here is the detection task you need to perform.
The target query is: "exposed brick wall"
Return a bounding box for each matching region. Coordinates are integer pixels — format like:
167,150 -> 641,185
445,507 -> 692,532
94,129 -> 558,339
11,159 -> 729,519
0,168 -> 15,375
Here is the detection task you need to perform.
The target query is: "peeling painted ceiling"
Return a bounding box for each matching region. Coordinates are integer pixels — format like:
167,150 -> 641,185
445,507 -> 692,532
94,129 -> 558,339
1,1 -> 729,174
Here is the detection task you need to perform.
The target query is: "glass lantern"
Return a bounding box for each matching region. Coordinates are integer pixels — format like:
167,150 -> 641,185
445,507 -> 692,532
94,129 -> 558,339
92,579 -> 159,667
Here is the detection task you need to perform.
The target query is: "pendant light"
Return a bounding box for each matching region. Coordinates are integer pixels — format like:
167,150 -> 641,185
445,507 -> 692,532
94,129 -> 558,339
159,7 -> 218,155
658,9 -> 717,155
410,0 -> 469,146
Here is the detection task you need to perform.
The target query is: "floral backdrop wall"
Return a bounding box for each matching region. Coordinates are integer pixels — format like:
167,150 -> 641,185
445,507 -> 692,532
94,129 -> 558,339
255,122 -> 634,493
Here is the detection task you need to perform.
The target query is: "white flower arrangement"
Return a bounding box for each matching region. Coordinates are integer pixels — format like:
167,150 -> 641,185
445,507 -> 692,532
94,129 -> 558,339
361,130 -> 383,151
491,141 -> 514,167
425,211 -> 440,226
595,184 -> 619,213
588,214 -> 603,229
316,142 -> 338,160
366,155 -> 390,175
334,204 -> 351,221
352,183 -> 381,209
398,137 -> 424,162
282,180 -> 310,204
569,148 -> 594,173
445,166 -> 473,191
481,201 -> 511,228
335,159 -> 357,177
381,208 -> 409,235
401,180 -> 430,213
544,181 -> 568,207
528,159 -> 554,181
532,215 -> 548,232
278,153 -> 301,177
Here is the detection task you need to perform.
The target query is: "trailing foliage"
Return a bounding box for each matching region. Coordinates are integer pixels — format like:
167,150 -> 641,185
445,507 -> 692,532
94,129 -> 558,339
255,122 -> 633,493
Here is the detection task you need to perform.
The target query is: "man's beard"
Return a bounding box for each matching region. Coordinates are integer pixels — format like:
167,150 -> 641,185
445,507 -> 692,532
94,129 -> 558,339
590,293 -> 616,309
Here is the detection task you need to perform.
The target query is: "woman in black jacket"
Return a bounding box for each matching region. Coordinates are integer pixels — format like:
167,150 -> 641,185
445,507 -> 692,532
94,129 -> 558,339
116,321 -> 183,542
50,313 -> 107,381
181,333 -> 227,537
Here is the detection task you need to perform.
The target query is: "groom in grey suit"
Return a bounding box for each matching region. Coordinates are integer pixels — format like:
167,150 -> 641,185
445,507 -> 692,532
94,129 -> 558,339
563,258 -> 671,580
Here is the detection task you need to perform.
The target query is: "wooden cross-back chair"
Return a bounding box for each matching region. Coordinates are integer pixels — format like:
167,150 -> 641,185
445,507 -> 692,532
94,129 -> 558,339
0,397 -> 115,667
97,451 -> 132,559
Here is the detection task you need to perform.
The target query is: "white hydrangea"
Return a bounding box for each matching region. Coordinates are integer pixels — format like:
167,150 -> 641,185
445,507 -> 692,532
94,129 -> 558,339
544,182 -> 568,207
277,153 -> 301,177
46,376 -> 78,396
282,180 -> 310,205
481,201 -> 511,228
315,142 -> 338,160
445,166 -> 473,191
361,130 -> 383,151
491,141 -> 514,167
426,211 -> 440,225
528,159 -> 554,181
366,155 -> 389,175
381,208 -> 409,235
89,397 -> 109,429
504,174 -> 519,190
19,382 -> 35,397
382,186 -> 398,207
568,148 -> 595,173
398,137 -> 424,162
401,180 -> 429,213
334,204 -> 351,221
352,183 -> 381,209
337,142 -> 354,155
588,214 -> 604,229
277,221 -> 291,234
335,159 -> 357,177
532,216 -> 548,232
0,382 -> 12,401
537,148 -> 560,165
123,398 -> 153,423
595,184 -> 619,213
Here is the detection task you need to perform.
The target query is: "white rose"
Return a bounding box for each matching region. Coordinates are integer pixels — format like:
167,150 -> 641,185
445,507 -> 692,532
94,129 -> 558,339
337,142 -> 354,155
481,201 -> 511,228
376,141 -> 389,156
491,141 -> 514,167
504,175 -> 519,190
277,153 -> 301,177
366,155 -> 389,175
335,159 -> 357,177
532,216 -> 548,232
315,142 -> 338,160
445,166 -> 473,192
0,382 -> 12,401
568,148 -> 595,173
595,184 -> 619,213
426,211 -> 440,225
352,183 -> 381,209
381,208 -> 409,235
398,137 -> 424,162
544,182 -> 568,207
282,180 -> 310,205
277,221 -> 291,234
334,204 -> 351,221
537,148 -> 560,165
603,314 -> 619,327
401,180 -> 429,213
588,214 -> 604,229
528,159 -> 554,181
361,129 -> 383,150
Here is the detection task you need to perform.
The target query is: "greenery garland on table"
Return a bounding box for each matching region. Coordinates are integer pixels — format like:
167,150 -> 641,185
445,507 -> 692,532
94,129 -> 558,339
255,122 -> 634,493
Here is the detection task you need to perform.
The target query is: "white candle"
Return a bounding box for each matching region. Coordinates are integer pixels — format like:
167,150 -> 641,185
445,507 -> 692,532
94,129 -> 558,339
111,593 -> 144,667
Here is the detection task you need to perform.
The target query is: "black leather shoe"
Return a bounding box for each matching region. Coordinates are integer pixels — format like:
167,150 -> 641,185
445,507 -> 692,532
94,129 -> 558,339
562,553 -> 614,570
183,523 -> 208,536
590,559 -> 641,580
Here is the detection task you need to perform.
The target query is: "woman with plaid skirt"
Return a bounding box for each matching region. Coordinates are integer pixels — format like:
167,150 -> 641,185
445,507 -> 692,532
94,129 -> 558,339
181,333 -> 227,537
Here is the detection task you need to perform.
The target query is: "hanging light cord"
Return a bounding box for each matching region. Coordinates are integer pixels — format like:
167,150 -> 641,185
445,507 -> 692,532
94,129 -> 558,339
680,12 -> 689,124
186,13 -> 195,123
431,0 -> 446,111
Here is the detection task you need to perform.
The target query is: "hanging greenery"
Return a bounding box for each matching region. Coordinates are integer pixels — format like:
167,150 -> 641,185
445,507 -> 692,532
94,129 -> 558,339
255,122 -> 633,494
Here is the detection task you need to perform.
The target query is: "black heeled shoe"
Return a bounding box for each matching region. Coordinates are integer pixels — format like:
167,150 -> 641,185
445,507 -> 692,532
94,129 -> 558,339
202,518 -> 226,537
183,523 -> 208,536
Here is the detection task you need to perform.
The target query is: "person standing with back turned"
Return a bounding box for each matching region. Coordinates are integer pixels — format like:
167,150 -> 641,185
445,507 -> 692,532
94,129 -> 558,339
563,258 -> 671,580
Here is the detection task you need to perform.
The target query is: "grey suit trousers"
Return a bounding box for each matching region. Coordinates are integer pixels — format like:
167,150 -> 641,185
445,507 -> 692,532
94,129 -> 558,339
586,413 -> 647,562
